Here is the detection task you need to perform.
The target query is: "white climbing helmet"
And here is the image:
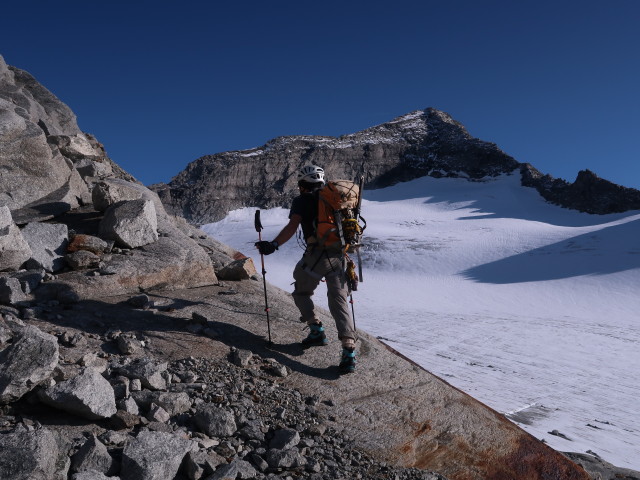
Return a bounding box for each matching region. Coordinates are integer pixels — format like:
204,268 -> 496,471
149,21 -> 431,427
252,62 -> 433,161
297,164 -> 325,184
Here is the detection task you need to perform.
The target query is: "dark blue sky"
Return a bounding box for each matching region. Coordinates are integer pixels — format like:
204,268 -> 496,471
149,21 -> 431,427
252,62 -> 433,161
2,1 -> 639,188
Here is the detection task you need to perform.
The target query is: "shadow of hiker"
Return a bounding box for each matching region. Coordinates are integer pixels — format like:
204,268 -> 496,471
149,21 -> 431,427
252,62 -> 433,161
205,319 -> 342,381
29,283 -> 342,381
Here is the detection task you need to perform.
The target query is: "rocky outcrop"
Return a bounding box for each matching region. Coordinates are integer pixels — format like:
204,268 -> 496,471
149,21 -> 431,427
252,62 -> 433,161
0,55 -> 219,302
0,55 -> 134,219
521,164 -> 640,213
154,109 -> 640,223
152,109 -> 520,223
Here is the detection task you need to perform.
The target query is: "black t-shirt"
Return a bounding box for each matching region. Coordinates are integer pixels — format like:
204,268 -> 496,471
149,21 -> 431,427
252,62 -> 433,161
290,192 -> 318,242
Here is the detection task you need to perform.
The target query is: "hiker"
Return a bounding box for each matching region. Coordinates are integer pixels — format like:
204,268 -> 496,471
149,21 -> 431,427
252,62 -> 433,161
255,165 -> 357,374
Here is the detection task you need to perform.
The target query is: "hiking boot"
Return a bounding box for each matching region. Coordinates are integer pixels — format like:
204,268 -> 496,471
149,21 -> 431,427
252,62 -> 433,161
339,347 -> 356,374
301,322 -> 328,347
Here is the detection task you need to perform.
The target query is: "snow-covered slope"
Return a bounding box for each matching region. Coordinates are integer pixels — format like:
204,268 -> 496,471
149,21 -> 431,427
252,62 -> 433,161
202,172 -> 640,470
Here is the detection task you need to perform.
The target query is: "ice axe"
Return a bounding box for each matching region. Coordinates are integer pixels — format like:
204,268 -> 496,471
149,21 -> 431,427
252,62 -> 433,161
254,210 -> 273,344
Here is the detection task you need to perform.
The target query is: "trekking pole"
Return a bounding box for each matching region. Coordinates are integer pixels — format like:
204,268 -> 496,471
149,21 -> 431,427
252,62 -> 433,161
355,175 -> 365,282
346,258 -> 358,332
349,294 -> 357,332
254,210 -> 272,345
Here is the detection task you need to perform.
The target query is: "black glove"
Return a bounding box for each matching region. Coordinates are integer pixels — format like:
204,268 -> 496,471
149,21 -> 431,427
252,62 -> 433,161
255,240 -> 278,255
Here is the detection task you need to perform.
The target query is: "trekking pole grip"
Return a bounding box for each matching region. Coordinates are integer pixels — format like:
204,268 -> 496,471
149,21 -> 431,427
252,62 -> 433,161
255,210 -> 263,234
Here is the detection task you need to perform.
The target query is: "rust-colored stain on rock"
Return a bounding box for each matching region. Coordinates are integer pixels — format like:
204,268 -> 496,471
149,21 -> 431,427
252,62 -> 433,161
380,340 -> 590,480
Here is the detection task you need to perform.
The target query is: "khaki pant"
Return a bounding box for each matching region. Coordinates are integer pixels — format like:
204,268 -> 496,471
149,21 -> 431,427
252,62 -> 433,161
292,248 -> 356,342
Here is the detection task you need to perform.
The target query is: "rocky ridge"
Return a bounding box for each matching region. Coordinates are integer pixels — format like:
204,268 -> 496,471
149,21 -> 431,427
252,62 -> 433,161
152,109 -> 520,223
1,55 -> 636,480
153,111 -> 640,224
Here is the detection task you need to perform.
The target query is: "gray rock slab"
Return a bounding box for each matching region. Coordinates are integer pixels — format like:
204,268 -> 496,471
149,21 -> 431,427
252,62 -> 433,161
0,324 -> 59,403
117,358 -> 168,390
0,96 -> 80,213
73,471 -> 120,480
9,170 -> 87,225
70,435 -> 115,475
209,459 -> 257,480
230,348 -> 253,367
48,134 -> 103,162
92,178 -> 147,212
217,257 -> 257,281
0,321 -> 11,346
185,450 -> 226,479
75,158 -> 113,178
22,222 -> 69,272
194,405 -> 237,438
99,199 -> 158,249
66,250 -> 100,270
67,234 -> 113,254
38,368 -> 117,419
0,427 -> 60,480
269,428 -> 300,450
127,294 -> 150,308
0,206 -> 32,271
265,448 -> 302,469
116,335 -> 142,355
121,430 -> 193,480
130,390 -> 191,416
0,276 -> 28,304
118,396 -> 140,415
1,58 -> 81,136
147,403 -> 170,423
563,452 -> 640,480
238,419 -> 265,442
11,269 -> 45,293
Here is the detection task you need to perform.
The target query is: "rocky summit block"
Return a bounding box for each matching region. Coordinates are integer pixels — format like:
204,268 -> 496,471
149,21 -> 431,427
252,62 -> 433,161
99,199 -> 158,249
120,430 -> 193,480
0,427 -> 61,480
38,368 -> 117,420
0,206 -> 32,271
21,221 -> 69,272
0,324 -> 59,403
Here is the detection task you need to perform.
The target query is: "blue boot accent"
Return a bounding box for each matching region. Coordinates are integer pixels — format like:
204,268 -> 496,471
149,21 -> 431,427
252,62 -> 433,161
301,322 -> 328,347
339,347 -> 356,374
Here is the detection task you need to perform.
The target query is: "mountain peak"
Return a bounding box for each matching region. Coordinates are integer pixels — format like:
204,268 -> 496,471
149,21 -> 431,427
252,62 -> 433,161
154,108 -> 518,223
